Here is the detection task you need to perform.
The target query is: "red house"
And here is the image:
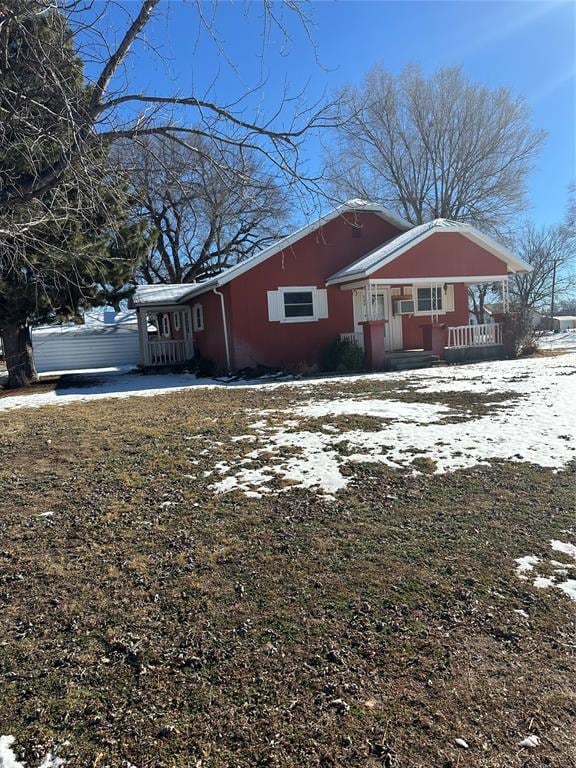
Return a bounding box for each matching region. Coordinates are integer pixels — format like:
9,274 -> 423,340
132,200 -> 531,373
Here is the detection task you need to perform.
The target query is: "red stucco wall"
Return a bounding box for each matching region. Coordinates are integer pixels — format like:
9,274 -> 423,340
186,288 -> 230,368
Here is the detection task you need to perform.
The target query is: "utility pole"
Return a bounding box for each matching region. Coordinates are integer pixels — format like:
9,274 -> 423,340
550,258 -> 557,331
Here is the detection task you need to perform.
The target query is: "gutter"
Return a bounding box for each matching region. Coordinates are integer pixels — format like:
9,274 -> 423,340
213,288 -> 231,372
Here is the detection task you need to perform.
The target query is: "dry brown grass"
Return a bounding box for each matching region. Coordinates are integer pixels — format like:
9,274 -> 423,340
0,382 -> 574,768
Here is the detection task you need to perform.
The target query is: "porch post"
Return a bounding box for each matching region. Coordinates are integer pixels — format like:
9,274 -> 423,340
360,320 -> 387,370
501,277 -> 510,313
136,308 -> 149,366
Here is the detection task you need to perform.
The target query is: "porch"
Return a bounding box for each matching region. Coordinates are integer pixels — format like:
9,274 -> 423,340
337,275 -> 508,370
340,323 -> 504,371
136,307 -> 194,367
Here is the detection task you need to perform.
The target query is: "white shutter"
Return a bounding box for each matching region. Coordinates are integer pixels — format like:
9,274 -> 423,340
444,285 -> 455,312
316,289 -> 329,319
267,290 -> 282,321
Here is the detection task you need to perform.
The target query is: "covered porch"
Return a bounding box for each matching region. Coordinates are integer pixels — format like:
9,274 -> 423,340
337,275 -> 509,370
136,306 -> 194,366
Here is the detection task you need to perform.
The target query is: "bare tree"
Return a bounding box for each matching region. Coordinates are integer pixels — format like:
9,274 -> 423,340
0,0 -> 338,387
326,65 -> 545,234
122,136 -> 290,284
0,0 -> 337,221
510,222 -> 574,312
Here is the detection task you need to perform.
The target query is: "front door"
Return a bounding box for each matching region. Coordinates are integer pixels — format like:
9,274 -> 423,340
353,287 -> 403,352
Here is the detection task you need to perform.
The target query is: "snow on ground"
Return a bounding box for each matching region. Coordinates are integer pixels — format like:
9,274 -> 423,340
514,539 -> 576,602
210,353 -> 576,497
0,736 -> 64,768
538,328 -> 576,350
293,398 -> 450,422
0,372 -> 225,412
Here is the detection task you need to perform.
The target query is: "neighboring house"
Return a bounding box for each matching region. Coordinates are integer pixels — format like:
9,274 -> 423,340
32,310 -> 141,373
131,200 -> 532,372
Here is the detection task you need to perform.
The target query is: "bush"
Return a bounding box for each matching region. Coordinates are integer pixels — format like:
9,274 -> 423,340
182,353 -> 217,377
502,309 -> 539,358
321,337 -> 365,372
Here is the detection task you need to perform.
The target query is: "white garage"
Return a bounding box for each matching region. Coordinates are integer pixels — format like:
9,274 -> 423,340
32,311 -> 141,374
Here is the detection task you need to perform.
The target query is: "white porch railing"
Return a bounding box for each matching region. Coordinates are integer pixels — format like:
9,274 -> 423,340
447,323 -> 503,348
340,332 -> 364,349
147,339 -> 190,365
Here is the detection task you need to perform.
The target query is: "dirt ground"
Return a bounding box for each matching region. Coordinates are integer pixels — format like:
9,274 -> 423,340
0,376 -> 575,767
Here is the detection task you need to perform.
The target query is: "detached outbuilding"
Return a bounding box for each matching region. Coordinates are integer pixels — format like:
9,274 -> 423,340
551,316 -> 576,331
32,310 -> 140,374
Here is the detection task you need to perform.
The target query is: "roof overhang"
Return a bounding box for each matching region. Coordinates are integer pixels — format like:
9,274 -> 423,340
131,279 -> 219,308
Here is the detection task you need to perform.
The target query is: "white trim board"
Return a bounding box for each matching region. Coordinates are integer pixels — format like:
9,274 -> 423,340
338,275 -> 510,289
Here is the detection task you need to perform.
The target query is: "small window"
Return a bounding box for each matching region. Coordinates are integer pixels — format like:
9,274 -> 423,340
173,312 -> 181,331
192,303 -> 204,332
161,314 -> 171,338
417,287 -> 443,313
283,290 -> 314,319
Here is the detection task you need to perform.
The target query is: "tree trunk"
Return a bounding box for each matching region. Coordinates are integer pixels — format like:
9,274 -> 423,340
1,324 -> 38,389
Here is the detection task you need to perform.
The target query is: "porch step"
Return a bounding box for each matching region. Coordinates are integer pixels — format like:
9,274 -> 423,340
385,351 -> 441,371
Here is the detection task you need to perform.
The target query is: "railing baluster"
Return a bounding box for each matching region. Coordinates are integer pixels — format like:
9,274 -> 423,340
446,323 -> 503,349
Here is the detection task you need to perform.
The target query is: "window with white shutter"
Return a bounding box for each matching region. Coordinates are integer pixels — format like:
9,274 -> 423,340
267,287 -> 329,323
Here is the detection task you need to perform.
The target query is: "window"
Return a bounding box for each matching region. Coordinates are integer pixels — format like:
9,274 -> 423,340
192,303 -> 204,332
267,287 -> 328,323
183,311 -> 191,337
161,314 -> 171,338
370,293 -> 386,320
173,312 -> 181,331
417,287 -> 443,313
283,290 -> 314,319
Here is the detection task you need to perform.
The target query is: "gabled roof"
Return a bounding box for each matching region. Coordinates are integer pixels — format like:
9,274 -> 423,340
326,219 -> 532,284
132,200 -> 410,307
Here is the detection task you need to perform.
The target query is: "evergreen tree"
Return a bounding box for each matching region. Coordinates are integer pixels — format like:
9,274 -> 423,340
0,3 -> 149,388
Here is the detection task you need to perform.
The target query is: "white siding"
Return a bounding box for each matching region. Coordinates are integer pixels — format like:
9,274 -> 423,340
32,324 -> 140,373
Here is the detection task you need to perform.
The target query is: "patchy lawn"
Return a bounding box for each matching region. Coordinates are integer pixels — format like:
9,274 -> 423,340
0,356 -> 575,768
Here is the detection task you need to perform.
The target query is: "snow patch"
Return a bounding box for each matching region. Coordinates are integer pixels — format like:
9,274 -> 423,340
210,354 -> 576,497
515,556 -> 540,579
515,538 -> 576,601
0,737 -> 65,768
294,398 -> 450,423
550,540 -> 576,560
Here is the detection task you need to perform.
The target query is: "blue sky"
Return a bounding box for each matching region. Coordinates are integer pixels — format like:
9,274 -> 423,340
95,0 -> 575,227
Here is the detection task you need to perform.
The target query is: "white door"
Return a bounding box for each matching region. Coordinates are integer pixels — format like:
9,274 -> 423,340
383,289 -> 403,350
353,287 -> 403,352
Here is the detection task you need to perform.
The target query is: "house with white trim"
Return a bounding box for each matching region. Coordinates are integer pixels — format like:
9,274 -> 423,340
131,200 -> 532,372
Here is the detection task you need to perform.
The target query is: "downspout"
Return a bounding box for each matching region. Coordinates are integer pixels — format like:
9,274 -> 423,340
213,288 -> 231,372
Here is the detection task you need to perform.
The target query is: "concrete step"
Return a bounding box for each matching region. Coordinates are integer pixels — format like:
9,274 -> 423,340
385,349 -> 430,360
385,350 -> 442,371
